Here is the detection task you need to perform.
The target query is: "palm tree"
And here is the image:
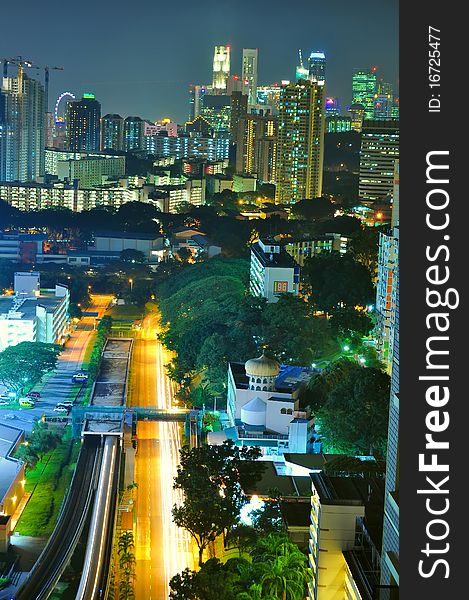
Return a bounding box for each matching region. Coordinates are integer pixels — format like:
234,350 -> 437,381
251,533 -> 311,600
118,531 -> 135,556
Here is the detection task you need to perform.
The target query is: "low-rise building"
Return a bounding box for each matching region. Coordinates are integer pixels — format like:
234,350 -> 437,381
250,237 -> 299,302
223,354 -> 316,457
170,228 -> 221,259
285,233 -> 350,266
0,273 -> 70,351
0,424 -> 25,548
86,231 -> 165,264
56,155 -> 126,187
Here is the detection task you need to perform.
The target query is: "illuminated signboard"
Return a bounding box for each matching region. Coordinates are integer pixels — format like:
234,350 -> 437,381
274,281 -> 288,293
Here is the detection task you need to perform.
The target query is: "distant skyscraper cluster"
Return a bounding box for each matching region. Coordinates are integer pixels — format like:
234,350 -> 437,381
1,46 -> 398,217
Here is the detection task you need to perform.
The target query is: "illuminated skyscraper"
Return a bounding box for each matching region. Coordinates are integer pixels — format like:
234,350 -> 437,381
236,111 -> 277,183
358,119 -> 399,203
67,93 -> 101,152
276,80 -> 326,203
212,46 -> 231,92
242,48 -> 258,105
123,116 -> 144,152
200,95 -> 232,138
0,67 -> 45,182
101,114 -> 124,151
189,85 -> 206,120
352,68 -> 377,119
308,51 -> 326,83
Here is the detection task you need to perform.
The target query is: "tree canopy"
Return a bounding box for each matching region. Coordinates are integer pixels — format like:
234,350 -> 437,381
308,359 -> 390,456
0,342 -> 60,396
172,440 -> 264,566
169,533 -> 310,600
302,253 -> 374,311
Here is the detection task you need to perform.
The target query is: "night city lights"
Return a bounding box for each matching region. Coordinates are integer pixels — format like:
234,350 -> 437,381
5,1 -> 465,599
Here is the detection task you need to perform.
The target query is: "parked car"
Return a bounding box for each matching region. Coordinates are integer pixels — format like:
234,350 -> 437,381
61,401 -> 73,407
0,400 -> 9,406
54,406 -> 69,413
26,391 -> 41,398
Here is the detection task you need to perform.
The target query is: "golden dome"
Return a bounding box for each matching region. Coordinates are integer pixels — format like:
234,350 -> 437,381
244,353 -> 280,378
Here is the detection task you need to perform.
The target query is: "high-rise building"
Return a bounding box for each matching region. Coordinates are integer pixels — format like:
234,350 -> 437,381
212,46 -> 231,92
242,48 -> 258,105
348,102 -> 366,133
359,119 -> 399,203
275,80 -> 326,203
200,95 -> 232,138
123,116 -> 144,152
0,68 -> 45,182
101,114 -> 124,151
380,238 -> 399,593
308,51 -> 326,83
238,112 -> 277,183
230,91 -> 248,170
189,85 -> 206,120
67,94 -> 101,152
352,68 -> 377,119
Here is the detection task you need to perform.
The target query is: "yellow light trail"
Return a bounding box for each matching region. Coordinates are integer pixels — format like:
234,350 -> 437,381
154,332 -> 194,596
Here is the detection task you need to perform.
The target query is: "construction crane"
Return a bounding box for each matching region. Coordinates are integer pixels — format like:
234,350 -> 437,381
1,57 -> 64,113
43,65 -> 64,113
1,56 -> 33,79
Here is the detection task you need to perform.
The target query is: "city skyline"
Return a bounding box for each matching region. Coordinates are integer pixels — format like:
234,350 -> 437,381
2,0 -> 398,123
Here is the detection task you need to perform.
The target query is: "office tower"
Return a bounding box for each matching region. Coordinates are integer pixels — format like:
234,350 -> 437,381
275,80 -> 326,203
123,116 -> 144,152
348,102 -> 366,132
225,75 -> 249,96
67,93 -> 101,152
189,85 -> 206,120
200,95 -> 232,138
359,119 -> 399,203
296,49 -> 309,81
352,68 -> 377,119
230,90 -> 248,142
239,112 -> 277,183
101,114 -> 124,151
212,45 -> 231,92
0,67 -> 45,182
308,51 -> 326,83
242,48 -> 258,105
0,91 -> 7,180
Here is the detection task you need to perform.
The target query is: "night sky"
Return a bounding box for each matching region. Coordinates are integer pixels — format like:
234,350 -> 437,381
2,0 -> 398,123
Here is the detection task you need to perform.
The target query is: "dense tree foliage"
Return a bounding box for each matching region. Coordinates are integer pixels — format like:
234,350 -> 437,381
172,441 -> 264,566
169,533 -> 310,600
307,359 -> 390,456
156,259 -> 340,400
0,342 -> 60,396
302,253 -> 374,311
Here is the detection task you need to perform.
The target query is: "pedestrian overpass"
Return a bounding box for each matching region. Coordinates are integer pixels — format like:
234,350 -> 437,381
70,405 -> 200,437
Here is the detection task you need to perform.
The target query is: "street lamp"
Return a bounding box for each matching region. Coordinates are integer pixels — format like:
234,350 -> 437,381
129,278 -> 133,292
